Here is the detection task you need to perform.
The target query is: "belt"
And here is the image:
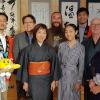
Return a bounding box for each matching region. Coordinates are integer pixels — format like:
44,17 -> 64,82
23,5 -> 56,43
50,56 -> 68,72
28,61 -> 50,75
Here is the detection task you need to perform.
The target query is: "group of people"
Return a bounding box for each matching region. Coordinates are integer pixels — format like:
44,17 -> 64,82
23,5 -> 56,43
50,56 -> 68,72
0,7 -> 100,100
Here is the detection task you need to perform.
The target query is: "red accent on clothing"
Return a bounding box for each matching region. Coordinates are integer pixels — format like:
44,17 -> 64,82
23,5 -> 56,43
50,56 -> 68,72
87,27 -> 92,38
7,36 -> 14,61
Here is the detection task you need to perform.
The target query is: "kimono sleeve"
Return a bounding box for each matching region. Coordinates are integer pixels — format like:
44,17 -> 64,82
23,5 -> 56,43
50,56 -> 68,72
77,45 -> 85,84
58,44 -> 62,65
13,35 -> 20,63
20,48 -> 29,83
16,49 -> 25,81
50,48 -> 61,81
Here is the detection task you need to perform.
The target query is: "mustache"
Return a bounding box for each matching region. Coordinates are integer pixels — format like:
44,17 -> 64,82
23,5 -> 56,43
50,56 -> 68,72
52,22 -> 61,24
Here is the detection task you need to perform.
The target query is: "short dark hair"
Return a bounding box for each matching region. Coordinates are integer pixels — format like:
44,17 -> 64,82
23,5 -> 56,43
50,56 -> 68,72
65,23 -> 78,39
65,23 -> 78,32
33,23 -> 48,41
77,7 -> 89,16
22,14 -> 36,24
0,12 -> 8,21
64,22 -> 69,27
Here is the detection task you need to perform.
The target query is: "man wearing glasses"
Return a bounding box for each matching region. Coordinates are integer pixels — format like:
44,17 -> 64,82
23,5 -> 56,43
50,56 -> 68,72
83,18 -> 100,100
13,14 -> 36,100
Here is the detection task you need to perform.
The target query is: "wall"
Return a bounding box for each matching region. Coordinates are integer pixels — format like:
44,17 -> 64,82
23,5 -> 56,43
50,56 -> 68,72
20,0 -> 87,31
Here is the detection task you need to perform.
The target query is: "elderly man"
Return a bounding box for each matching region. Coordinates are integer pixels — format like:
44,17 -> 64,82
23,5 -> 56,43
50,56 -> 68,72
83,18 -> 100,100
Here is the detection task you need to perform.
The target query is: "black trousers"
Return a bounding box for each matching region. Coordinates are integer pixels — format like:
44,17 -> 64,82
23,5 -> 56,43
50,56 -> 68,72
84,81 -> 91,100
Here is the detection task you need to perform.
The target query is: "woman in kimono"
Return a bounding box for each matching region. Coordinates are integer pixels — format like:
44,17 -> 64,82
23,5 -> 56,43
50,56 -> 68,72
58,23 -> 85,100
89,51 -> 100,100
21,23 -> 61,100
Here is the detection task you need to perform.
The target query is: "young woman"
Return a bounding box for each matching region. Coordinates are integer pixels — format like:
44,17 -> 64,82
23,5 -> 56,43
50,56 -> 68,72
58,24 -> 85,100
20,23 -> 61,100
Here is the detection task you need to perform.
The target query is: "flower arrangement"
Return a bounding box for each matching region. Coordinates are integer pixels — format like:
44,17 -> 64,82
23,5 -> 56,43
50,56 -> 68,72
0,58 -> 20,92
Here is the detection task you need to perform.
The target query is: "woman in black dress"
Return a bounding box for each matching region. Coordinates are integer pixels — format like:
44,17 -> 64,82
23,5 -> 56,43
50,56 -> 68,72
20,23 -> 61,100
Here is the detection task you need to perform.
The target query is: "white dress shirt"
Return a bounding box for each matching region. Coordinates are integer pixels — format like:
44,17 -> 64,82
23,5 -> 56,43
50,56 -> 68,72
0,34 -> 6,52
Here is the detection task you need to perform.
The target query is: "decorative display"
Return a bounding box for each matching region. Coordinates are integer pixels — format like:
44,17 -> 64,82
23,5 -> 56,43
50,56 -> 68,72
0,0 -> 18,36
31,2 -> 50,27
61,2 -> 78,25
88,3 -> 100,25
0,58 -> 20,92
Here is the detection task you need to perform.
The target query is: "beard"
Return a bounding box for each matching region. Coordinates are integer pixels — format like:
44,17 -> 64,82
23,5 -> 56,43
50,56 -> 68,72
51,22 -> 63,34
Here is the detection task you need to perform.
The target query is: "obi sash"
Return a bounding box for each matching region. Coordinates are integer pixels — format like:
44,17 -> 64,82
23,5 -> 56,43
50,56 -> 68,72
28,61 -> 50,75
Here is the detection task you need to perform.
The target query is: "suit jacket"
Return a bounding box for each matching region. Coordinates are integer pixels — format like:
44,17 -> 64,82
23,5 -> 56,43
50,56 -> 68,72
77,25 -> 91,43
13,31 -> 31,81
82,37 -> 100,80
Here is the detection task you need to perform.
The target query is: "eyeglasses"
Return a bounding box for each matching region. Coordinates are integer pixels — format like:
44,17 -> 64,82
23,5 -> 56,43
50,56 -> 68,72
24,22 -> 34,24
91,24 -> 100,27
0,20 -> 7,23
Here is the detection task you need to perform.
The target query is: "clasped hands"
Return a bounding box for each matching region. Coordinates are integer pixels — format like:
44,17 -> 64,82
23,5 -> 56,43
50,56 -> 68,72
89,79 -> 100,95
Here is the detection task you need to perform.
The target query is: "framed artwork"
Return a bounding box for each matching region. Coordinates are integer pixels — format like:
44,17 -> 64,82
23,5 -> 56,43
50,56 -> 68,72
88,0 -> 100,25
59,0 -> 80,25
29,0 -> 50,27
0,0 -> 20,35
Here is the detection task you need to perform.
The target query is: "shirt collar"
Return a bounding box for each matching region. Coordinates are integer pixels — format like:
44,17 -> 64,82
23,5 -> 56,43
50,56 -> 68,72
79,23 -> 87,28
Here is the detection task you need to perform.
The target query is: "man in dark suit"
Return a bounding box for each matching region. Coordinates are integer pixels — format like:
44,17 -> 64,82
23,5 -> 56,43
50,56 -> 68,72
83,18 -> 100,100
13,14 -> 36,100
77,7 -> 91,43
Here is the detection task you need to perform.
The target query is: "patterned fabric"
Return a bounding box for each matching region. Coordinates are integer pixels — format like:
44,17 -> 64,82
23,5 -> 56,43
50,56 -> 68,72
0,36 -> 13,92
0,36 -> 9,58
0,38 -> 4,52
58,41 -> 85,100
0,77 -> 7,92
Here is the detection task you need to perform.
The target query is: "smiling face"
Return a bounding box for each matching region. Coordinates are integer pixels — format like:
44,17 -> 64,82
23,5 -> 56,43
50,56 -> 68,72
0,15 -> 7,32
65,26 -> 76,41
23,17 -> 36,33
36,28 -> 47,44
90,18 -> 100,36
51,12 -> 62,28
77,11 -> 88,25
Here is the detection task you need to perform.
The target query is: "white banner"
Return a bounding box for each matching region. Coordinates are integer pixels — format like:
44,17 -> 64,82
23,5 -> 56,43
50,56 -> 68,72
0,0 -> 18,35
88,3 -> 100,25
31,2 -> 50,27
61,2 -> 78,25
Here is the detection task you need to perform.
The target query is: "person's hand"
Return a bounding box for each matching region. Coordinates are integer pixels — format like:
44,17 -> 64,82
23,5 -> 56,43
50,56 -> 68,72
55,81 -> 58,87
89,79 -> 95,91
23,82 -> 28,92
91,85 -> 100,95
0,53 -> 3,60
75,83 -> 81,91
51,81 -> 56,92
